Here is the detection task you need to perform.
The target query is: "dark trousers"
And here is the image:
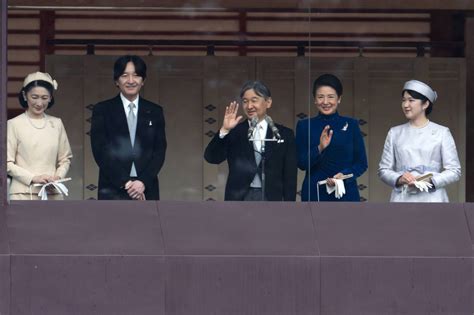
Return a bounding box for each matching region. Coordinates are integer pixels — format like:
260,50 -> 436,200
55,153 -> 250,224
243,187 -> 266,201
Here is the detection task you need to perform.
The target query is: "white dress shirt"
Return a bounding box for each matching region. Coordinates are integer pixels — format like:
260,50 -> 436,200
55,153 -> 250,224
251,118 -> 268,152
250,118 -> 268,188
121,93 -> 139,117
120,93 -> 139,177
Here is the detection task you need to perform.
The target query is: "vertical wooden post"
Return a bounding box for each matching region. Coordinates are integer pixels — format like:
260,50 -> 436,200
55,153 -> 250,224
465,16 -> 474,200
39,11 -> 55,71
430,12 -> 465,57
238,11 -> 247,56
1,0 -> 7,205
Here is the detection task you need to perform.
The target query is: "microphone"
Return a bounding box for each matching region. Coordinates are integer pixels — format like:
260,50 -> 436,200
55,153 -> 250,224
247,116 -> 258,139
265,115 -> 281,139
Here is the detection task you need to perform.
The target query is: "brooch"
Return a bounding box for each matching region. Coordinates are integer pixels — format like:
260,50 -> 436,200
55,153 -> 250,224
342,122 -> 348,131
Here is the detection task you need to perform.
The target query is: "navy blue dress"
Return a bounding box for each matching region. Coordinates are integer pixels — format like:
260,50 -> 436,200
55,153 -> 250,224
295,112 -> 368,201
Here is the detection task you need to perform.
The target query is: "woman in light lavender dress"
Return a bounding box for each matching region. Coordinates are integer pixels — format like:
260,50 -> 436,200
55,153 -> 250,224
378,80 -> 461,202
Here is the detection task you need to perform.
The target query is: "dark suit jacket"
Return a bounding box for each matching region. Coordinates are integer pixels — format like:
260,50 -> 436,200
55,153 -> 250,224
204,120 -> 297,201
90,94 -> 167,200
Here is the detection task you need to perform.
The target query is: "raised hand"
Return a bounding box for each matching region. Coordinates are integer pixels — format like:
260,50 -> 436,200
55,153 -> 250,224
220,101 -> 243,133
318,125 -> 333,152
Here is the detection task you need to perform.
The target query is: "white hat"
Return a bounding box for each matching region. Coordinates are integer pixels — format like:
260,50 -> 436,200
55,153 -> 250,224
403,80 -> 437,103
23,71 -> 58,90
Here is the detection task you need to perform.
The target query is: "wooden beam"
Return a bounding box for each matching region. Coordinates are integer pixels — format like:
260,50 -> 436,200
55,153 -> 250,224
51,30 -> 430,38
7,0 -> 474,11
49,13 -> 430,23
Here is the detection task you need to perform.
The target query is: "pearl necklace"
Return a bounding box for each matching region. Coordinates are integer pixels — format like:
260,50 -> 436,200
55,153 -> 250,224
25,112 -> 47,129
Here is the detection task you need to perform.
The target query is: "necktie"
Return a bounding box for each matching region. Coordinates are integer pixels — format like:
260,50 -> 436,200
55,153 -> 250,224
127,103 -> 137,146
127,103 -> 137,177
254,125 -> 263,166
250,125 -> 263,188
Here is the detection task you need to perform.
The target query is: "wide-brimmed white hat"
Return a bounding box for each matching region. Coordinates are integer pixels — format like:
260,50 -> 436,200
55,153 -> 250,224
403,79 -> 437,103
23,71 -> 58,90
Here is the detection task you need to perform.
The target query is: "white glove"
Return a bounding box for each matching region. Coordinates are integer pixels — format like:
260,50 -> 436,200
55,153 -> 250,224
37,182 -> 69,200
413,180 -> 433,193
326,179 -> 346,199
335,179 -> 346,198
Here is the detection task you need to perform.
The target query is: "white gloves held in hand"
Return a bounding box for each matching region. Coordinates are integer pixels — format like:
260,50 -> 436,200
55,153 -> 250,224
37,182 -> 69,200
413,180 -> 433,192
326,179 -> 346,199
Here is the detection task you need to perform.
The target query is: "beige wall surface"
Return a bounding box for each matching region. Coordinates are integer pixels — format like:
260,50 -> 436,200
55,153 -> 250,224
46,55 -> 466,202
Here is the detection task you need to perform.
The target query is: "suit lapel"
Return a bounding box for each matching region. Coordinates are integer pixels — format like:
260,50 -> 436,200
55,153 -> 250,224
240,121 -> 257,167
133,98 -> 153,161
111,95 -> 131,140
135,99 -> 148,140
264,125 -> 275,157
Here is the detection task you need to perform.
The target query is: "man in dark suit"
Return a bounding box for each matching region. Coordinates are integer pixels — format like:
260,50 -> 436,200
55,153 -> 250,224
204,81 -> 297,201
91,55 -> 167,200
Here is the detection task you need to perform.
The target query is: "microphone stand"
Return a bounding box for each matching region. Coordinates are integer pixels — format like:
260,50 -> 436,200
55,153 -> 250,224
261,142 -> 265,201
249,136 -> 283,201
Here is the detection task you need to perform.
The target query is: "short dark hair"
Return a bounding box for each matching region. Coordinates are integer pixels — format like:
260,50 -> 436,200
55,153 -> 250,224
239,80 -> 271,100
312,73 -> 343,97
18,80 -> 55,109
113,55 -> 147,81
402,89 -> 433,116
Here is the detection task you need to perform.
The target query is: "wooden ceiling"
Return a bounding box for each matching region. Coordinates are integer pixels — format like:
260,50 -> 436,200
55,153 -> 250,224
7,0 -> 474,11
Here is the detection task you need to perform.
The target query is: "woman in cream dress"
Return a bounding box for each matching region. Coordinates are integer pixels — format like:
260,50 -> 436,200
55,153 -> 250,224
378,80 -> 461,202
7,72 -> 72,200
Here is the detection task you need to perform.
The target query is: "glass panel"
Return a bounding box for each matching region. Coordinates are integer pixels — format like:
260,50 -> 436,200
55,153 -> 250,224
7,3 -> 313,202
6,3 -> 467,202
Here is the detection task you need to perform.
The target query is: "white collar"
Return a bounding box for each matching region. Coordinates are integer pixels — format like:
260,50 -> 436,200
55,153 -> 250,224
120,93 -> 139,108
248,118 -> 268,130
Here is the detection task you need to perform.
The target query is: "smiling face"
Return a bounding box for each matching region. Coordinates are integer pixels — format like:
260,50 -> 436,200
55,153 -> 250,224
24,86 -> 51,118
241,88 -> 272,121
401,91 -> 429,121
116,61 -> 144,101
314,85 -> 340,115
